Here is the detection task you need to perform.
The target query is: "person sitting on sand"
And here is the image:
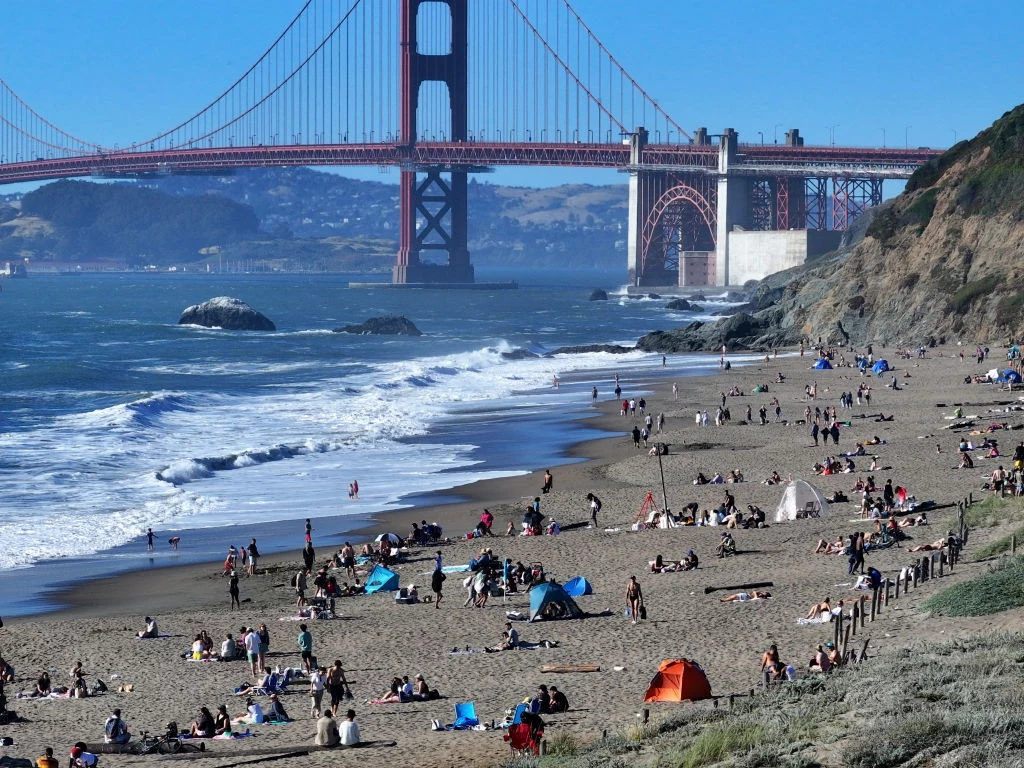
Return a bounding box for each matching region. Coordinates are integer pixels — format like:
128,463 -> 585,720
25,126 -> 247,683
265,693 -> 291,722
377,677 -> 403,704
487,622 -> 519,652
720,591 -> 771,602
136,616 -> 159,639
804,597 -> 832,620
315,710 -> 340,746
411,674 -> 436,701
212,705 -> 231,735
959,452 -> 975,469
814,536 -> 845,554
234,697 -> 265,725
69,747 -> 98,768
32,671 -> 51,698
190,706 -> 215,737
763,470 -> 782,486
825,641 -> 842,667
693,472 -> 709,485
808,644 -> 832,674
103,708 -> 131,744
547,685 -> 569,713
680,550 -> 699,571
339,709 -> 361,746
35,747 -> 58,768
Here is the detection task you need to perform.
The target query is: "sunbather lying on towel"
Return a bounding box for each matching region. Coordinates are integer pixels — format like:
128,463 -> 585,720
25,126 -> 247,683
720,591 -> 771,602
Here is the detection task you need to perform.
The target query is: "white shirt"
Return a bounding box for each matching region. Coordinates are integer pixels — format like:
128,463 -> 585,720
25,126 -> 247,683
309,670 -> 325,692
339,719 -> 360,746
244,632 -> 260,654
247,704 -> 264,724
220,639 -> 234,658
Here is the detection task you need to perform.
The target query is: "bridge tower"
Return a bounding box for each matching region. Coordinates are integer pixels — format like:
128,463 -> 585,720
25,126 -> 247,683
394,0 -> 473,284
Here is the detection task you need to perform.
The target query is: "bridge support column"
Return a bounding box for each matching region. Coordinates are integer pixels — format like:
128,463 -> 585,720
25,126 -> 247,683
714,129 -> 750,286
626,128 -> 648,286
394,0 -> 472,284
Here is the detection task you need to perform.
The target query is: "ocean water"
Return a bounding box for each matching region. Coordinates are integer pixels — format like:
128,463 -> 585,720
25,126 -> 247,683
0,268 -> 733,616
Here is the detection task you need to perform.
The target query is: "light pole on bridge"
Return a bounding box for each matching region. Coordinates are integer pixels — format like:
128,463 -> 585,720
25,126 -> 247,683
905,125 -> 911,149
773,124 -> 782,144
881,128 -> 886,148
757,131 -> 763,145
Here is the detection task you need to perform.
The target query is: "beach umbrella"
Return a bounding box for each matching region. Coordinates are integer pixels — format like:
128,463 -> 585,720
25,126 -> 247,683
374,532 -> 402,544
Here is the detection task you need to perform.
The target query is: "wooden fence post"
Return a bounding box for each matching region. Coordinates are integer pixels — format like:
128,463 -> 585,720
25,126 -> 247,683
851,602 -> 859,636
912,563 -> 919,588
895,570 -> 901,599
842,623 -> 851,662
870,588 -> 877,621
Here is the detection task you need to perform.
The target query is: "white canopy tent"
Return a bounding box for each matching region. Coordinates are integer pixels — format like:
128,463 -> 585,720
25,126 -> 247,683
775,479 -> 830,522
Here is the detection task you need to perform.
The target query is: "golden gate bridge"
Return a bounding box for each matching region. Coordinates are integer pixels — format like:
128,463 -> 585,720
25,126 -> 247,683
0,0 -> 941,286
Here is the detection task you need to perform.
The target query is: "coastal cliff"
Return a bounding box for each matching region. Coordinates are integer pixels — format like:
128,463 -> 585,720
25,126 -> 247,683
639,103 -> 1024,351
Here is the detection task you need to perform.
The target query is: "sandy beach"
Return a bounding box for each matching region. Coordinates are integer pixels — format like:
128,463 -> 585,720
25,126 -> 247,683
3,345 -> 1023,768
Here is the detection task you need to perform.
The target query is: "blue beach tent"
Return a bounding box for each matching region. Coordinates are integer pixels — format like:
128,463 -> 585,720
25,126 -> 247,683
364,564 -> 400,593
563,576 -> 594,597
529,581 -> 583,622
813,358 -> 833,370
872,360 -> 890,376
453,701 -> 479,729
1002,369 -> 1022,384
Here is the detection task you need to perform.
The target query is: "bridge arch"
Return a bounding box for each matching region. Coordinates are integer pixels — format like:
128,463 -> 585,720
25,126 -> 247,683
639,182 -> 717,283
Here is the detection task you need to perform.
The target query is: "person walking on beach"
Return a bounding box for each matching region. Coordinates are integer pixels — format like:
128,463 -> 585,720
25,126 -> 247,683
326,660 -> 352,715
431,565 -> 445,609
309,665 -> 327,718
247,538 -> 260,576
297,624 -> 314,674
672,381 -> 678,400
229,571 -> 240,610
295,568 -> 308,610
302,542 -> 316,572
146,528 -> 154,551
592,386 -> 598,404
305,519 -> 313,543
587,493 -> 602,527
625,576 -> 644,625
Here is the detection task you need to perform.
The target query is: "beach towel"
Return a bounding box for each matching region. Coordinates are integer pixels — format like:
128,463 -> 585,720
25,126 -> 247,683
796,614 -> 832,625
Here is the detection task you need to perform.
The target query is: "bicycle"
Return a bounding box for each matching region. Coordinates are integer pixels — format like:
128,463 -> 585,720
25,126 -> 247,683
129,730 -> 205,755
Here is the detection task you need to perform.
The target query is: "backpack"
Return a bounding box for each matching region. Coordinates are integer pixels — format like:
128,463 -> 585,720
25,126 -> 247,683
105,716 -> 123,739
291,572 -> 299,588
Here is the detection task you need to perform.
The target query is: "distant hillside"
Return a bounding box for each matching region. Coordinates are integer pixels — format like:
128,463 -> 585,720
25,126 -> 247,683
0,180 -> 259,268
150,168 -> 628,270
0,169 -> 628,271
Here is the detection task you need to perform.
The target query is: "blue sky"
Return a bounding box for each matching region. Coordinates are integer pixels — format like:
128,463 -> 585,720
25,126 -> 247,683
1,0 -> 1021,190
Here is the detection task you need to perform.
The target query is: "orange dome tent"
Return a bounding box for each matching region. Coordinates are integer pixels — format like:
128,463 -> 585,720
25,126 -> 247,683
643,659 -> 712,703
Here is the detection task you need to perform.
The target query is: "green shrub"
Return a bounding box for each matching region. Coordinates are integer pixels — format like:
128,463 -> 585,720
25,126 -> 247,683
902,188 -> 939,231
949,274 -> 1001,314
921,557 -> 1024,616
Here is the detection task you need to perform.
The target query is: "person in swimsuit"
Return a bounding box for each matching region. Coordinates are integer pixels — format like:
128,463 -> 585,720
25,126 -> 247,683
625,576 -> 644,625
760,643 -> 785,682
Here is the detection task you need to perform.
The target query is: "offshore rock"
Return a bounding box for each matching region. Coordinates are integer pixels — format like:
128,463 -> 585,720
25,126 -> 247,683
335,315 -> 422,335
548,344 -> 633,355
589,289 -> 608,301
665,298 -> 703,312
178,296 -> 276,331
501,349 -> 540,360
636,313 -> 773,352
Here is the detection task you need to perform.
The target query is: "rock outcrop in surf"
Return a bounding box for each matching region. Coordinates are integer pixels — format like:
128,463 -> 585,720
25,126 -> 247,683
334,315 -> 422,335
178,297 -> 276,331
